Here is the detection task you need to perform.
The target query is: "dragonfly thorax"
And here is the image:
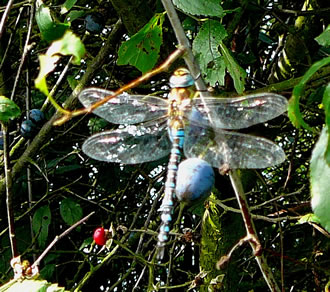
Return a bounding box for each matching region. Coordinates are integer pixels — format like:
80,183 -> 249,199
169,68 -> 194,88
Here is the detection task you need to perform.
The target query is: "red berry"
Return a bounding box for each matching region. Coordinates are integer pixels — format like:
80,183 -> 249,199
93,227 -> 107,245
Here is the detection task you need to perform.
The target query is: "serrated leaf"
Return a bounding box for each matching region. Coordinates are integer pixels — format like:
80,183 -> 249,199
315,25 -> 330,47
60,0 -> 77,14
219,42 -> 246,94
310,126 -> 330,232
35,30 -> 85,95
60,198 -> 83,226
32,205 -> 51,248
35,0 -> 69,42
173,0 -> 224,17
0,96 -> 21,123
117,13 -> 164,73
192,20 -> 227,86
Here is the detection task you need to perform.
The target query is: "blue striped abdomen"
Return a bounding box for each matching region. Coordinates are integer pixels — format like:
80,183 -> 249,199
157,124 -> 184,259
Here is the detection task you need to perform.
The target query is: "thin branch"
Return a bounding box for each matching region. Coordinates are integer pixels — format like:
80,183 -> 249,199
229,170 -> 280,292
2,123 -> 18,257
54,47 -> 185,125
32,211 -> 95,268
0,0 -> 14,41
10,1 -> 35,100
160,0 -> 207,94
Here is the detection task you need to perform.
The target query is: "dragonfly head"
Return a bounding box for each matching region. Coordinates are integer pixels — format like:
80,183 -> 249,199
169,68 -> 194,89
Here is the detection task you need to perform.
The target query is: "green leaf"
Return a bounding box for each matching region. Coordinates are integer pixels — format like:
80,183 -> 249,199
310,125 -> 330,233
35,0 -> 69,42
65,10 -> 85,23
173,0 -> 224,17
192,20 -> 227,86
60,0 -> 78,14
79,237 -> 93,250
32,205 -> 51,248
2,279 -> 67,292
60,198 -> 83,226
117,13 -> 164,73
35,30 -> 85,96
322,83 -> 330,164
288,56 -> 330,131
219,42 -> 246,94
55,164 -> 82,174
0,96 -> 21,123
315,25 -> 330,47
40,263 -> 56,281
298,213 -> 321,225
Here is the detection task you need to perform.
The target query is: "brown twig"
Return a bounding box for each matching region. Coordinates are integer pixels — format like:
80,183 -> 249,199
54,47 -> 185,126
31,211 -> 95,269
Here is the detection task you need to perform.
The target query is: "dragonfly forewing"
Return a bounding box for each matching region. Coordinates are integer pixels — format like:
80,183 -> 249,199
191,93 -> 288,129
79,88 -> 168,124
82,121 -> 171,164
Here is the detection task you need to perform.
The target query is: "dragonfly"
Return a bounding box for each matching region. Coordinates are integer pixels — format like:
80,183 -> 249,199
79,68 -> 288,258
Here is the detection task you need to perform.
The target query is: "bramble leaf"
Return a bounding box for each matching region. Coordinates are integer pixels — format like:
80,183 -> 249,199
117,13 -> 164,73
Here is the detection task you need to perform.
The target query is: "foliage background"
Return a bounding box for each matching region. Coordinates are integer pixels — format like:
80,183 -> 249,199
0,0 -> 330,291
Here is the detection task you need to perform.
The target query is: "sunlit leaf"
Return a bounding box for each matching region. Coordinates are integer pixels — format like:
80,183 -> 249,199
310,126 -> 330,232
60,198 -> 83,226
322,83 -> 330,164
35,30 -> 85,96
298,213 -> 321,225
192,20 -> 227,86
315,25 -> 330,47
60,0 -> 77,14
32,205 -> 51,248
219,42 -> 246,94
288,56 -> 330,131
0,96 -> 21,123
2,279 -> 67,291
173,0 -> 224,17
117,13 -> 164,73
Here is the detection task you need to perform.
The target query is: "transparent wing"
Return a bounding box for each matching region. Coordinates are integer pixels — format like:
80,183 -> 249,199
82,119 -> 171,164
79,87 -> 168,124
190,93 -> 288,129
184,122 -> 285,169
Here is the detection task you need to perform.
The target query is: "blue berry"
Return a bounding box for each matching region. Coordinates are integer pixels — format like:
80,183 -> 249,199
175,158 -> 214,204
29,109 -> 45,125
20,120 -> 38,139
85,13 -> 104,34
